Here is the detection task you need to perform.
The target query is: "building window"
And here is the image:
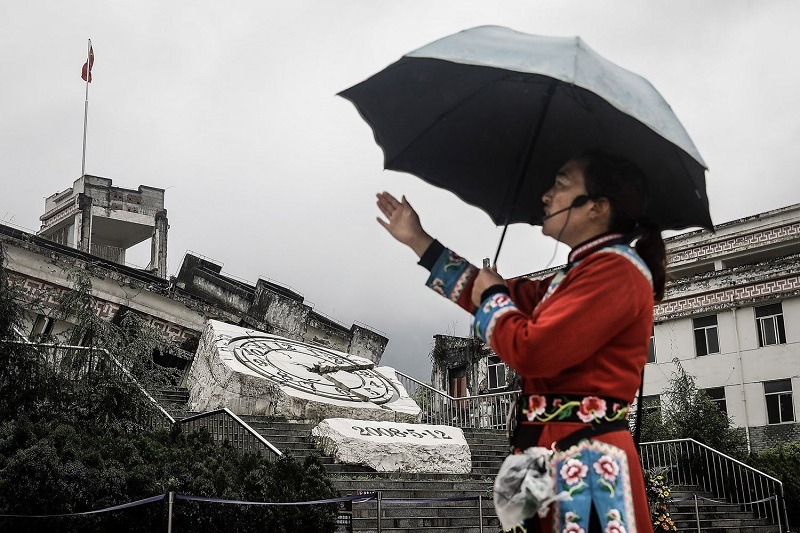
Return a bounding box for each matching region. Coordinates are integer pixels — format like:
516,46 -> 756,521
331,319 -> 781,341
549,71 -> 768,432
704,387 -> 727,415
487,355 -> 507,390
629,395 -> 661,432
647,328 -> 656,363
641,395 -> 660,415
693,315 -> 719,356
755,303 -> 786,347
764,379 -> 795,424
29,314 -> 55,341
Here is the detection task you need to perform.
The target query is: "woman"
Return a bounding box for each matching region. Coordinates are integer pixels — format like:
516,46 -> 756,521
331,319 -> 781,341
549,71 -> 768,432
376,152 -> 662,533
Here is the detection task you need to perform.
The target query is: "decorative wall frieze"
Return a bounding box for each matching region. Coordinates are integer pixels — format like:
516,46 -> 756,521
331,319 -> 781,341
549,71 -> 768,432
656,274 -> 800,321
667,221 -> 800,265
39,202 -> 79,230
6,271 -> 199,344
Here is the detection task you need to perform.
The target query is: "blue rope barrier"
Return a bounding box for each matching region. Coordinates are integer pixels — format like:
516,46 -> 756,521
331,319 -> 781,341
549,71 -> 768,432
174,492 -> 379,506
0,494 -> 167,518
0,490 -> 488,519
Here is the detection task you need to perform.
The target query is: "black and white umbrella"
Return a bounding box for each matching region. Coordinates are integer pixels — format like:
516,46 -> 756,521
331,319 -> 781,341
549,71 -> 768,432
341,26 -> 712,253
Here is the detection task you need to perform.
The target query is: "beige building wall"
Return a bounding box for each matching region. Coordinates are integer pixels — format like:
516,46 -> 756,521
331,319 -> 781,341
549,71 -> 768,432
645,203 -> 800,451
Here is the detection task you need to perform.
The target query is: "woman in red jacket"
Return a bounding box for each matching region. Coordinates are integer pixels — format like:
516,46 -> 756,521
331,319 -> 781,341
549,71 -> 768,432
376,152 -> 663,533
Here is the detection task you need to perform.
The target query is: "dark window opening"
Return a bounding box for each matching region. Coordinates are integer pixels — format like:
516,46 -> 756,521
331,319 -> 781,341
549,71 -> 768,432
693,315 -> 719,356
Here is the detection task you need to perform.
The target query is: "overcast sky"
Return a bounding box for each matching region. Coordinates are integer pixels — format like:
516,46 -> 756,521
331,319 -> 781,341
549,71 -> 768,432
2,1 -> 799,382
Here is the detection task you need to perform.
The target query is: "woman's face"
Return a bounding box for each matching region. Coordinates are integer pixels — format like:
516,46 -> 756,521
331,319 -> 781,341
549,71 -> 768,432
541,159 -> 607,247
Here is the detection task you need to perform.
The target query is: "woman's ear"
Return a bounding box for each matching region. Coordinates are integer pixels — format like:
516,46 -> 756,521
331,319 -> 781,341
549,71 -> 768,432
589,197 -> 612,220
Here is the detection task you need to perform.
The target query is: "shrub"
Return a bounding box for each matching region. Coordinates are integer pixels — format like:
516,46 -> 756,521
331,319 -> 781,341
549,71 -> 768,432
748,442 -> 800,528
0,420 -> 338,532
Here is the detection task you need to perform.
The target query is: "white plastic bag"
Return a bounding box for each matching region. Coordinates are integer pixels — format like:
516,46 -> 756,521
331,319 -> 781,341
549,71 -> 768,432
492,446 -> 570,530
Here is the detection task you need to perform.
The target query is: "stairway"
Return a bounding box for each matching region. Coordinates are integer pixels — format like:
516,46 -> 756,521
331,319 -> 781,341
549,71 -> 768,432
667,485 -> 777,533
153,386 -> 504,532
152,387 -> 788,532
238,416 -> 506,532
152,385 -> 189,408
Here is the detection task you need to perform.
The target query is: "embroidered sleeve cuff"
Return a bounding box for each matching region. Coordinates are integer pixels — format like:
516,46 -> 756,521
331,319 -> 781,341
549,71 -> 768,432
473,292 -> 518,345
480,284 -> 509,303
425,248 -> 477,302
418,239 -> 445,271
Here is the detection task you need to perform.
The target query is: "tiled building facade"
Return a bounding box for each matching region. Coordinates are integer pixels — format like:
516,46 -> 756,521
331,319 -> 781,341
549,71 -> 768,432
646,203 -> 800,452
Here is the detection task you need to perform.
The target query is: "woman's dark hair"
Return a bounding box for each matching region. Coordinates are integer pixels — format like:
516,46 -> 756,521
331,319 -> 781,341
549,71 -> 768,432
579,151 -> 666,301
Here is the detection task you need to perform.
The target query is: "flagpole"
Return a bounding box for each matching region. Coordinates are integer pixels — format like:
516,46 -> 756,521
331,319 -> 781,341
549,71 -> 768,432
81,39 -> 91,177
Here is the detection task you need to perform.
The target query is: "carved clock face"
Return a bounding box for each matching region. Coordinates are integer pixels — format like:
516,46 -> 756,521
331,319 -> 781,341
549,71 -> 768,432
222,334 -> 398,404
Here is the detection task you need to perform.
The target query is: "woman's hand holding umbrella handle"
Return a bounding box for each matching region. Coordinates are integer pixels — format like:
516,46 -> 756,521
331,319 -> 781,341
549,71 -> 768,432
471,266 -> 507,308
376,192 -> 434,258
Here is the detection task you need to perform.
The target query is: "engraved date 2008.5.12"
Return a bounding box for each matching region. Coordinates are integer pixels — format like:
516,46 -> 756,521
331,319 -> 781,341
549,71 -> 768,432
351,426 -> 453,439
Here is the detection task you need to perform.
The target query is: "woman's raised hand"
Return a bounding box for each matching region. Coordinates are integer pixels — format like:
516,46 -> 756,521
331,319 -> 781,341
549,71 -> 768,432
376,192 -> 433,258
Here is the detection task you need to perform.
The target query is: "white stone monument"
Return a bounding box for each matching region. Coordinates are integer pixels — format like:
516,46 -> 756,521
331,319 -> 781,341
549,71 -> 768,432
312,418 -> 471,474
185,320 -> 421,422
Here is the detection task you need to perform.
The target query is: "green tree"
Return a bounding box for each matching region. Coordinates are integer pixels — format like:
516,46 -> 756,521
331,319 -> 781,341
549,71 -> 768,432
640,359 -> 745,456
55,267 -> 179,429
638,399 -> 672,443
0,251 -> 68,420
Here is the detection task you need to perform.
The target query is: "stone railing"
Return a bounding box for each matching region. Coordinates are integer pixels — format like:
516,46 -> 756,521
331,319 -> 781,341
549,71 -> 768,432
395,370 -> 519,430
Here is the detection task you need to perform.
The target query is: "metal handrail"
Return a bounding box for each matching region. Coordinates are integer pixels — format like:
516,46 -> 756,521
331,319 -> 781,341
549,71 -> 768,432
179,408 -> 282,459
396,369 -> 518,401
11,326 -> 30,342
395,370 -> 519,430
2,341 -> 176,424
639,438 -> 789,531
1,340 -> 283,460
642,438 -> 782,484
352,320 -> 388,337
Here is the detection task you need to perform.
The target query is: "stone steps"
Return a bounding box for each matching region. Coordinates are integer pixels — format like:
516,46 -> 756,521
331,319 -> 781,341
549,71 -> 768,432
152,385 -> 190,406
324,426 -> 504,532
334,480 -> 493,493
346,495 -> 496,532
152,389 -> 786,532
665,485 -> 775,532
206,411 -> 504,531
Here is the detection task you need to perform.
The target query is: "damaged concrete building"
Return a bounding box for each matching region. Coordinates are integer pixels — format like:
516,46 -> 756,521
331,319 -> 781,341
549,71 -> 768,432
430,203 -> 800,451
2,175 -> 388,378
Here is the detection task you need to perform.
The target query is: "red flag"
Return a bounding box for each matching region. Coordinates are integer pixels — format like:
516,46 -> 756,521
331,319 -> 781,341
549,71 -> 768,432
81,45 -> 94,82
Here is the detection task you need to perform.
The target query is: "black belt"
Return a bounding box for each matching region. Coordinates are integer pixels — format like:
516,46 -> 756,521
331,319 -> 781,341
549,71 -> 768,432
511,393 -> 631,452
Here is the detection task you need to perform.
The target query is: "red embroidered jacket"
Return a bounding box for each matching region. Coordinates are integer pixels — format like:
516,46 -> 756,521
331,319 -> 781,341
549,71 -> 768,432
422,233 -> 653,405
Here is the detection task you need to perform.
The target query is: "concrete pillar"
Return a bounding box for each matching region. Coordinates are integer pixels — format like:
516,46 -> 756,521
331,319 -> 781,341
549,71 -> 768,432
347,324 -> 388,364
76,193 -> 93,253
149,209 -> 169,278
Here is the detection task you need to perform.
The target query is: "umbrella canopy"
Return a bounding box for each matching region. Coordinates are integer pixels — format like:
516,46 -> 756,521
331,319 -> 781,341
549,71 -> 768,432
340,25 -> 712,231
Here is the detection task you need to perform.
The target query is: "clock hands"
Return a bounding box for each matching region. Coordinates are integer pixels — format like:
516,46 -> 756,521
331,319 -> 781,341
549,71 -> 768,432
313,362 -> 374,374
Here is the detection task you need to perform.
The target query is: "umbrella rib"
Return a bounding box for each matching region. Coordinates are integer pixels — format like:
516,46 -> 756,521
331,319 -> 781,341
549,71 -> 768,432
670,143 -> 714,231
